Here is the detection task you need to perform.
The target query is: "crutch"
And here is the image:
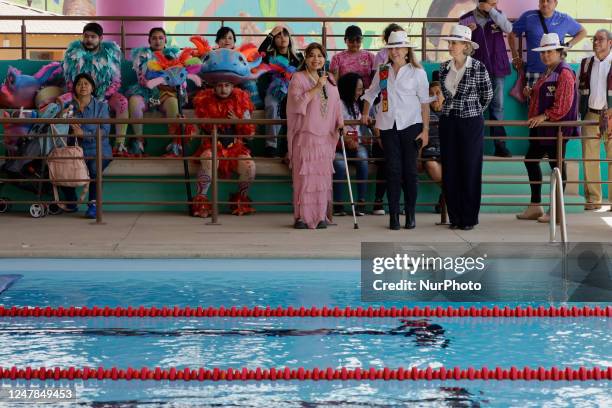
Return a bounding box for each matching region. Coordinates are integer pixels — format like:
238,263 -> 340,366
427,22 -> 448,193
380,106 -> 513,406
339,129 -> 359,229
176,85 -> 194,215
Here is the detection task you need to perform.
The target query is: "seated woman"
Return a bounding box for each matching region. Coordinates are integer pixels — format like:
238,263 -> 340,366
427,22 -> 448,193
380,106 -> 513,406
60,72 -> 112,219
191,79 -> 256,217
516,33 -> 579,223
333,72 -> 370,217
287,43 -> 344,229
258,25 -> 304,157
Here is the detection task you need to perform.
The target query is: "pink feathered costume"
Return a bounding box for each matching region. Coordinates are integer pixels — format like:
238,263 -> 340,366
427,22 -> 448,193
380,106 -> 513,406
286,71 -> 344,229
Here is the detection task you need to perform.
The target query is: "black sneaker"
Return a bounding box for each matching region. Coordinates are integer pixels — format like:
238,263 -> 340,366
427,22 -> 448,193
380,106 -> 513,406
333,205 -> 347,216
372,199 -> 385,215
355,200 -> 366,216
294,219 -> 308,229
264,146 -> 278,158
316,220 -> 327,229
494,145 -> 512,157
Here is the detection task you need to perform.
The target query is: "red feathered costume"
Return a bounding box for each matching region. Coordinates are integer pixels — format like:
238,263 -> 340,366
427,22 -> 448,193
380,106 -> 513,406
191,87 -> 257,217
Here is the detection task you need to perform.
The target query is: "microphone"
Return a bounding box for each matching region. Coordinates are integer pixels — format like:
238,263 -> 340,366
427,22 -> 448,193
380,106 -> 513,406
317,69 -> 328,99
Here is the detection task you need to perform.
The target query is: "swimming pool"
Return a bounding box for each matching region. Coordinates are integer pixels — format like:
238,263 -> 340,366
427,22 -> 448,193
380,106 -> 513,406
0,259 -> 610,407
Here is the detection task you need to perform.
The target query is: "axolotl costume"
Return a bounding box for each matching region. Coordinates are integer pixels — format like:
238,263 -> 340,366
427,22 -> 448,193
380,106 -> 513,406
191,46 -> 265,217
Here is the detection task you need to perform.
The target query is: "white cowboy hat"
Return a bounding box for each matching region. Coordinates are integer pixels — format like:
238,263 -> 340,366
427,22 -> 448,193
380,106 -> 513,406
532,33 -> 568,52
384,31 -> 417,48
440,25 -> 479,50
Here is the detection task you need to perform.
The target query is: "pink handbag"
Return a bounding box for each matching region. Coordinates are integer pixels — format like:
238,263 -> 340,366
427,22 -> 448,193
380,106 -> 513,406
509,69 -> 527,104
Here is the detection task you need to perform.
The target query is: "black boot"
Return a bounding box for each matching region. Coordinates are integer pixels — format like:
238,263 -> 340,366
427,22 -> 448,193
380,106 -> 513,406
404,209 -> 416,229
494,142 -> 512,157
389,213 -> 400,230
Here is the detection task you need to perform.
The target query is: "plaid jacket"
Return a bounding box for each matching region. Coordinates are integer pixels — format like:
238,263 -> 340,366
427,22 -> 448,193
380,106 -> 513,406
439,58 -> 493,118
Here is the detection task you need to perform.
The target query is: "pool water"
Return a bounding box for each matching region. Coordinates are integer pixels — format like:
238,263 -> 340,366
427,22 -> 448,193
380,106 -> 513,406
0,259 -> 610,407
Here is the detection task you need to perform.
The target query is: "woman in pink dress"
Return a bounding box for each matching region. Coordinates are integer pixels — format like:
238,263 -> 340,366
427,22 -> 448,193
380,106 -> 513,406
286,43 -> 344,229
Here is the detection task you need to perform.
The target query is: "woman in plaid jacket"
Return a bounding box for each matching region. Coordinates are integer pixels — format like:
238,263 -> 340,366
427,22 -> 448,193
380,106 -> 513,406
439,25 -> 493,231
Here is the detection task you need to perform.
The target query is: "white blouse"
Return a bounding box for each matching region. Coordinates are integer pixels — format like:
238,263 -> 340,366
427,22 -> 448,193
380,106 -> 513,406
444,56 -> 472,97
362,62 -> 429,131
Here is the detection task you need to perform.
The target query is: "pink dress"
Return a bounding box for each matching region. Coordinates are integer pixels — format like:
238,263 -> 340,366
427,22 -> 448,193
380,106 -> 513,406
287,71 -> 344,229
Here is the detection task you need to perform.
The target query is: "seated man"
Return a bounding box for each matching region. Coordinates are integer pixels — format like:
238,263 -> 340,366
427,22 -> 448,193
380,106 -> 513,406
191,79 -> 257,217
419,76 -> 443,213
126,27 -> 182,156
62,22 -> 129,156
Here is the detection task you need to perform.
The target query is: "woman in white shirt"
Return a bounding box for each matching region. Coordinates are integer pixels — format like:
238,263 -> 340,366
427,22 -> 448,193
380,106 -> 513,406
362,30 -> 430,230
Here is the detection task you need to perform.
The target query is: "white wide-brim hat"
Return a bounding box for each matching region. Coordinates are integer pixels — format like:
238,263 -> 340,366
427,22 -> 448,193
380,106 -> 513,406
440,24 -> 479,50
532,33 -> 568,52
384,30 -> 417,48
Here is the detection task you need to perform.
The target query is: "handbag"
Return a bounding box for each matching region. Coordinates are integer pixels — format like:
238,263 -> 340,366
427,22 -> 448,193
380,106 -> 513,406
509,68 -> 527,103
47,127 -> 90,208
509,11 -> 548,105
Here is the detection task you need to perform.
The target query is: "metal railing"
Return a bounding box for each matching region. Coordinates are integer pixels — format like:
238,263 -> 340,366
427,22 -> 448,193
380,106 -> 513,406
549,167 -> 568,243
0,116 -> 605,229
0,15 -> 610,61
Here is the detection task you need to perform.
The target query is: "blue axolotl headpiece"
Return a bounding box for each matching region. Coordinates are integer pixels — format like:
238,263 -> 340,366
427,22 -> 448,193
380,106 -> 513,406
199,47 -> 263,85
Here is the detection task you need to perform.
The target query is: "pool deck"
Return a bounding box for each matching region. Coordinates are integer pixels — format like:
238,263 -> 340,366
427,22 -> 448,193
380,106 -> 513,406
0,209 -> 611,258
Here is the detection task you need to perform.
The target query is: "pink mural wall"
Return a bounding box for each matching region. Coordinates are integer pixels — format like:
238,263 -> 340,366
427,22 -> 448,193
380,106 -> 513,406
96,0 -> 166,55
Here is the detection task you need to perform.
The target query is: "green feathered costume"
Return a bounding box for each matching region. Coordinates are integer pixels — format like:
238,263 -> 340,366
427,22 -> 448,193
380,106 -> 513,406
62,40 -> 123,99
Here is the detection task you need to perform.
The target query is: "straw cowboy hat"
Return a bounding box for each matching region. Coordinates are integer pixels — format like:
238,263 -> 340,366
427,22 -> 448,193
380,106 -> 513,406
532,33 -> 568,52
440,25 -> 479,50
384,31 -> 417,48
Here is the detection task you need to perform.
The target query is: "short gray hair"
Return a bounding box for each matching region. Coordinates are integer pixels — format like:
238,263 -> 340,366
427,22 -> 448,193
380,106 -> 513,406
595,29 -> 612,41
463,42 -> 475,56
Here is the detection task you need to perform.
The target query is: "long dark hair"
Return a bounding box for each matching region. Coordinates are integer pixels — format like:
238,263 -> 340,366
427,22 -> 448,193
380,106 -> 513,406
338,73 -> 363,119
266,27 -> 300,62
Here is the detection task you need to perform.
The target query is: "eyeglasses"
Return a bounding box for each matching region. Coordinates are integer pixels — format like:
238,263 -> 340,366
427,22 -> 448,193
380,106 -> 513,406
592,37 -> 609,43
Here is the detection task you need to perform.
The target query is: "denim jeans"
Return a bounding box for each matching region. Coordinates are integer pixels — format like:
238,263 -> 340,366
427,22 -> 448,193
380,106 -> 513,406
264,93 -> 281,149
333,144 -> 369,204
488,76 -> 507,143
61,159 -> 111,203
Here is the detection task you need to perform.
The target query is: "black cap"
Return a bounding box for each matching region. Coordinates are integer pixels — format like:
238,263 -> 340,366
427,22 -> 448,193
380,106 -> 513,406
344,25 -> 363,40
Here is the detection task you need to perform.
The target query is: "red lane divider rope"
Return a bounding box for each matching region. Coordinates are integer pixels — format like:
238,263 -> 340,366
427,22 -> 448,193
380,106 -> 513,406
0,366 -> 609,382
0,305 -> 609,318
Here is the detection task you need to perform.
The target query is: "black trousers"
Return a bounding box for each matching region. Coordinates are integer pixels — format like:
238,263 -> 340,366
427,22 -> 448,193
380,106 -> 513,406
524,137 -> 567,203
439,115 -> 484,227
380,123 -> 421,215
